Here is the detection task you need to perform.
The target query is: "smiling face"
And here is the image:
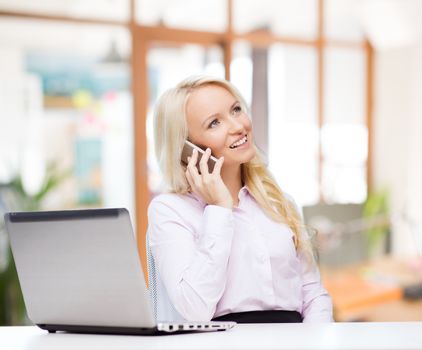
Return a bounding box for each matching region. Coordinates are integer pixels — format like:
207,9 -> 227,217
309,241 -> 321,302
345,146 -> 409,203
185,84 -> 255,168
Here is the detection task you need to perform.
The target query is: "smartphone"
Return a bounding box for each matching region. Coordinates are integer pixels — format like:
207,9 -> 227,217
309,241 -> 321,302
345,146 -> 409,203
181,140 -> 218,173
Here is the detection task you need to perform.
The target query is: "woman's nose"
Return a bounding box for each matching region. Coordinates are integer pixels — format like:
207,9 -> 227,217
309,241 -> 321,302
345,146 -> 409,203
228,118 -> 245,134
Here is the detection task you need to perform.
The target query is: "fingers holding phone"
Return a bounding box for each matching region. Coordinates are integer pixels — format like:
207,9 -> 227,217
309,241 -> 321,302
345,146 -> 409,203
184,144 -> 232,209
182,140 -> 217,173
200,148 -> 225,177
212,154 -> 225,176
198,147 -> 212,176
186,148 -> 201,187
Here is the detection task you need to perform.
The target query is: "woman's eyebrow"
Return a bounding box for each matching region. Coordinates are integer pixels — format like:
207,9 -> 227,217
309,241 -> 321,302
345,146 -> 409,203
201,101 -> 239,128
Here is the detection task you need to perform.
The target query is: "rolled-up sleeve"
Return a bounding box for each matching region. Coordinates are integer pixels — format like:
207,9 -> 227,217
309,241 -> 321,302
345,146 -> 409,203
148,197 -> 234,321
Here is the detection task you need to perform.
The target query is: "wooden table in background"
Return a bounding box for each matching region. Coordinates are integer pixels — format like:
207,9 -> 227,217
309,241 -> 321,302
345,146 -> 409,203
320,255 -> 422,321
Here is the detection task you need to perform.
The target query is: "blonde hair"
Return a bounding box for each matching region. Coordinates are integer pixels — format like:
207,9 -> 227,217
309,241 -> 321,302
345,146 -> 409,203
153,75 -> 312,257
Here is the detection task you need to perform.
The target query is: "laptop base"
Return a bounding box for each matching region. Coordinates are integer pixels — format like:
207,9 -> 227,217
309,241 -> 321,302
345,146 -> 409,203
38,323 -> 177,336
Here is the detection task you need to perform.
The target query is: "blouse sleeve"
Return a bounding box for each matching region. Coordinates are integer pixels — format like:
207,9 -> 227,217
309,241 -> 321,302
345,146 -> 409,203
298,246 -> 334,322
285,192 -> 334,322
147,196 -> 234,321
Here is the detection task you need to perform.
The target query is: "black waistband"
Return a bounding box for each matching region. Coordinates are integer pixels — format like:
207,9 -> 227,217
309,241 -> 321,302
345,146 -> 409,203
212,310 -> 303,324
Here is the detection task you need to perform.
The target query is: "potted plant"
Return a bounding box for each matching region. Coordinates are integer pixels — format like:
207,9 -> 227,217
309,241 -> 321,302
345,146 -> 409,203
0,163 -> 70,325
363,188 -> 390,259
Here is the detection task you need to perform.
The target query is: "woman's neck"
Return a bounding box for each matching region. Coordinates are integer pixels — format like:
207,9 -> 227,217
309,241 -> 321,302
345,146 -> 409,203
221,165 -> 243,206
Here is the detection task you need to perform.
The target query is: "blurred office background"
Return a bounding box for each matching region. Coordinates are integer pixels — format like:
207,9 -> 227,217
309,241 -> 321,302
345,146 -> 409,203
1,0 -> 422,324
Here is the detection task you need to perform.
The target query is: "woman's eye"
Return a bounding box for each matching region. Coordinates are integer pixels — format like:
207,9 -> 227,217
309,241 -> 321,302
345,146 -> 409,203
233,105 -> 242,114
209,119 -> 220,128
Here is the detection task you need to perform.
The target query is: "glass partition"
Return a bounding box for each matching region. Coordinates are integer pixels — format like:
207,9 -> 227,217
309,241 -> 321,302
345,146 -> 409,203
234,0 -> 318,39
324,0 -> 365,41
322,47 -> 367,203
268,44 -> 319,206
230,41 -> 253,107
0,0 -> 129,21
0,18 -> 134,216
136,0 -> 227,31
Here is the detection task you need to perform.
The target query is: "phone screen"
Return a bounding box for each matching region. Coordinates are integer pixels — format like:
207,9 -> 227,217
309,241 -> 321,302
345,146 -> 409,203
181,140 -> 218,173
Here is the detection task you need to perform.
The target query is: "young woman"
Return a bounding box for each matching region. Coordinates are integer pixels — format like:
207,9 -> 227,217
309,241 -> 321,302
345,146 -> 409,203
147,75 -> 333,323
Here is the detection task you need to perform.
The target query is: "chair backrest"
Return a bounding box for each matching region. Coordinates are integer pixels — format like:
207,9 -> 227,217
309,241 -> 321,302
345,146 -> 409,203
146,232 -> 184,322
302,203 -> 368,266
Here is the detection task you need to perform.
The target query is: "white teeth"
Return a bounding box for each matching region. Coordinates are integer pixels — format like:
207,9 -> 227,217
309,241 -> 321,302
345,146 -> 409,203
230,136 -> 247,149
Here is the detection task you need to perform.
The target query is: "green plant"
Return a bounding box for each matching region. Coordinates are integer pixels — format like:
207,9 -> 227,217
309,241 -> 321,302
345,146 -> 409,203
0,162 -> 70,325
363,188 -> 390,257
10,162 -> 71,211
0,244 -> 26,325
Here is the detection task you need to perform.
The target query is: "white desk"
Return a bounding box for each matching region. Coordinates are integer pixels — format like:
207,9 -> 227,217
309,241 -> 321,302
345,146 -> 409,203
2,323 -> 422,350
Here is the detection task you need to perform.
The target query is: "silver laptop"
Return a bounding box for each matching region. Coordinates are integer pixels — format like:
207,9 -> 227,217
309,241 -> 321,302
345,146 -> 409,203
4,208 -> 235,335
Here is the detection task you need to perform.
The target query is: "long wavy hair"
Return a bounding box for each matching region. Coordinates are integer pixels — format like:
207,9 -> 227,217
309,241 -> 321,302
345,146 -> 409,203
153,75 -> 312,258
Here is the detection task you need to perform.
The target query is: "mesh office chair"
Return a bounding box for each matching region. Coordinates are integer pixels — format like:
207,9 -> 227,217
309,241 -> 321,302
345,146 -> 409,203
146,232 -> 184,322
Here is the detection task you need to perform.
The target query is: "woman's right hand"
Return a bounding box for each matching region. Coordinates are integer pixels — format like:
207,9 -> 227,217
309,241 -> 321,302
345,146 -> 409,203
185,148 -> 233,209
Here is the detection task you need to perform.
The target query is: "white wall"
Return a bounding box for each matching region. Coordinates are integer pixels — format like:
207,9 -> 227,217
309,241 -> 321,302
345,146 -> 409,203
373,44 -> 422,257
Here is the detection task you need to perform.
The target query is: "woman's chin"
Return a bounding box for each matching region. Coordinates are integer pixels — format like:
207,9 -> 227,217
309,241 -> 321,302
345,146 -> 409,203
224,151 -> 256,167
243,147 -> 256,162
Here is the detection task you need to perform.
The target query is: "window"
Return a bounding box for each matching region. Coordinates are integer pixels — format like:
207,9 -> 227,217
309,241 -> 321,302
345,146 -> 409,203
0,0 -> 371,279
268,44 -> 319,205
